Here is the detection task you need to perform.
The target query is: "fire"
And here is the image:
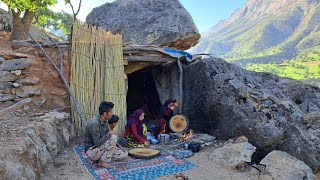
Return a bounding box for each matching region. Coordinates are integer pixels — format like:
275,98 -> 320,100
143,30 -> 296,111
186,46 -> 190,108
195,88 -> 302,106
180,129 -> 193,141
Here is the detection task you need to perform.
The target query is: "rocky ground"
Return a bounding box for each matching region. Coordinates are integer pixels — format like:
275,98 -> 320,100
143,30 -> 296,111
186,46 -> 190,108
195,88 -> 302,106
42,136 -> 316,180
41,137 -> 91,180
0,111 -> 75,179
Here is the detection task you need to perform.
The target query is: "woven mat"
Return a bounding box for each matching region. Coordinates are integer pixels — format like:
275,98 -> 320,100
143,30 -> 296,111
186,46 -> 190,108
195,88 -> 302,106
74,145 -> 198,180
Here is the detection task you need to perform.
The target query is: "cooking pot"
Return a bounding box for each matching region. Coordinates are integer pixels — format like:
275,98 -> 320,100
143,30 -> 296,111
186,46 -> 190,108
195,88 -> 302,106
158,134 -> 170,144
188,142 -> 200,153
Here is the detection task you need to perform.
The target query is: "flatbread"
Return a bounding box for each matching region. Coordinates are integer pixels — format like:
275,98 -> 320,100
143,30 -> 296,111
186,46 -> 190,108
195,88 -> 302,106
129,148 -> 160,159
169,115 -> 188,133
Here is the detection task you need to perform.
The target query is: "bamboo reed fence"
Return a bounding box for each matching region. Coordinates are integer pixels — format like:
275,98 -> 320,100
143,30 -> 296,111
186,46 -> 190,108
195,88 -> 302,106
70,20 -> 127,134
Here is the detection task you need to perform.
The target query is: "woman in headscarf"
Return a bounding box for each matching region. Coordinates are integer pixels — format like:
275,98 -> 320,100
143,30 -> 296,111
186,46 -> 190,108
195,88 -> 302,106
124,108 -> 150,148
155,99 -> 178,136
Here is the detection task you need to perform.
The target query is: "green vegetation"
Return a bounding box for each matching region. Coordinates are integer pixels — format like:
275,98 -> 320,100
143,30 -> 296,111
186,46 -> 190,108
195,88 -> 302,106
34,8 -> 73,36
1,0 -> 56,40
246,48 -> 320,86
1,0 -> 80,39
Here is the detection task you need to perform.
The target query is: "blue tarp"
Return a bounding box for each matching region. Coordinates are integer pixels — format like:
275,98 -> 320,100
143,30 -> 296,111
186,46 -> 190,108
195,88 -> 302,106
162,47 -> 194,62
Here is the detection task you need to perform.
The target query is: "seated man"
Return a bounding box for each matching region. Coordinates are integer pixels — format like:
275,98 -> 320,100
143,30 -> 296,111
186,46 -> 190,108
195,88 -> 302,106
84,101 -> 128,168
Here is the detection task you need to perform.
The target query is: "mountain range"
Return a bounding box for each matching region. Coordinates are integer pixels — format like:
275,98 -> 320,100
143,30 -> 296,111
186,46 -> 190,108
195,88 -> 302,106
190,0 -> 320,85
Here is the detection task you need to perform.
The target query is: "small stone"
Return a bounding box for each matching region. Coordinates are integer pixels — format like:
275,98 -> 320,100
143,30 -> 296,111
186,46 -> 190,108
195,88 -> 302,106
32,97 -> 46,107
1,58 -> 31,71
23,105 -> 30,110
53,162 -> 66,168
0,57 -> 4,64
0,50 -> 27,60
214,143 -> 220,148
0,82 -> 12,90
0,93 -> 15,102
12,146 -> 25,155
50,88 -> 67,96
11,70 -> 22,76
16,77 -> 40,85
205,141 -> 214,147
0,88 -> 11,94
15,86 -> 41,98
12,82 -> 22,88
4,100 -> 14,106
11,88 -> 16,94
0,71 -> 18,82
233,135 -> 249,144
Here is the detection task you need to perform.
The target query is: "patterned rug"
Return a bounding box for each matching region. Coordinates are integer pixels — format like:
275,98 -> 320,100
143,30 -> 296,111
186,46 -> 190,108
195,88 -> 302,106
74,145 -> 198,180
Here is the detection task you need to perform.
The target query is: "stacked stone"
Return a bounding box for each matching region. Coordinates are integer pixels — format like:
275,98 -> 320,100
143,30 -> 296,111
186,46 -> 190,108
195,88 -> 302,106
0,53 -> 41,105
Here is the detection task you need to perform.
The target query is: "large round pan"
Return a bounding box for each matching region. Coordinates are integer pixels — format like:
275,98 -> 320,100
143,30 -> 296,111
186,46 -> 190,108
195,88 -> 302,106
169,115 -> 189,133
128,148 -> 160,159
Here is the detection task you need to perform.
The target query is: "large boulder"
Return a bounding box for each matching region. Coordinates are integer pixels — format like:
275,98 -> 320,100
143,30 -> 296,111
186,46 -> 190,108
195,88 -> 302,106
183,58 -> 320,172
86,0 -> 200,50
260,151 -> 315,180
209,141 -> 256,169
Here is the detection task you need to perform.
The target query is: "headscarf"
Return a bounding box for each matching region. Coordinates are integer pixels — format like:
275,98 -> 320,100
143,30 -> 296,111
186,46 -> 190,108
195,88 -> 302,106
158,99 -> 176,121
126,108 -> 145,136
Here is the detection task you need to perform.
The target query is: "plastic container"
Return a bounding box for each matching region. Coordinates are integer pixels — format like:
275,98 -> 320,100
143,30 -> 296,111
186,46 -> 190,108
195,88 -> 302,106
151,138 -> 159,145
146,132 -> 153,141
183,143 -> 189,150
158,134 -> 170,144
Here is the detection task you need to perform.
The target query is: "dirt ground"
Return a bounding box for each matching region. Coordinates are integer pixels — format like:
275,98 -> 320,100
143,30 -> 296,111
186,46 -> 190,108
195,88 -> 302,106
42,137 -> 262,180
0,111 -> 34,151
41,137 -> 92,180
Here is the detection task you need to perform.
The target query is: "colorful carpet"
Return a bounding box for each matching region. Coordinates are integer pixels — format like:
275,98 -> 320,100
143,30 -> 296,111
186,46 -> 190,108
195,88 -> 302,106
74,145 -> 198,180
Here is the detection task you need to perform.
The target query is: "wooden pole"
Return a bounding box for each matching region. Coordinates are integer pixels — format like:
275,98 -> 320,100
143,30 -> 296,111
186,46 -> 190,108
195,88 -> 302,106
46,34 -> 64,72
124,55 -> 175,62
177,56 -> 184,114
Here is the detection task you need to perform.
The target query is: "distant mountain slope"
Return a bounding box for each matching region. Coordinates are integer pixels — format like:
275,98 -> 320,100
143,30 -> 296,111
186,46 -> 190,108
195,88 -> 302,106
191,0 -> 320,66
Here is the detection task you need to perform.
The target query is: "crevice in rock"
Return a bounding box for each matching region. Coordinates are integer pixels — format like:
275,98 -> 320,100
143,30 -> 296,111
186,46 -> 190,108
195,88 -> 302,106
251,145 -> 273,163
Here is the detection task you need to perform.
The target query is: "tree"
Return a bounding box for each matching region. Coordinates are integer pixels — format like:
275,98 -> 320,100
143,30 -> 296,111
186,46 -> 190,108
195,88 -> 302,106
64,0 -> 81,20
1,0 -> 55,40
33,8 -> 73,36
33,7 -> 57,29
56,12 -> 73,35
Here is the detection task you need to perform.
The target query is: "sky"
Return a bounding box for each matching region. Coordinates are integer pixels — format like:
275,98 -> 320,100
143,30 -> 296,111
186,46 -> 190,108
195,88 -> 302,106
0,0 -> 247,34
51,0 -> 246,34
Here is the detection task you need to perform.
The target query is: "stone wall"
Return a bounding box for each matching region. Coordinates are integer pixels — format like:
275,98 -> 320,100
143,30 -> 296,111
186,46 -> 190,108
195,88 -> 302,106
0,44 -> 71,112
